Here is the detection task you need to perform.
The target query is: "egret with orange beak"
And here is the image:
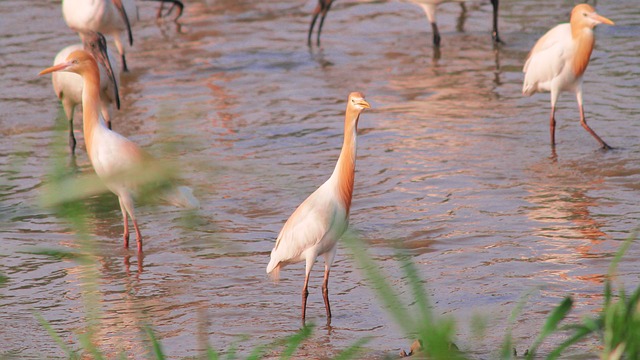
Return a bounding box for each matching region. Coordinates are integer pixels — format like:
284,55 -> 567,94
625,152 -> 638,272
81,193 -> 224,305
39,50 -> 198,253
267,92 -> 371,324
523,4 -> 615,149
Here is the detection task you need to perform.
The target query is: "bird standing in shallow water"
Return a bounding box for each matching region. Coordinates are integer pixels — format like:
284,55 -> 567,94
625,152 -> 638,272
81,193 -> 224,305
62,0 -> 184,72
51,31 -> 121,154
266,92 -> 371,324
307,0 -> 501,47
40,50 -> 198,253
406,0 -> 501,47
522,4 -> 614,149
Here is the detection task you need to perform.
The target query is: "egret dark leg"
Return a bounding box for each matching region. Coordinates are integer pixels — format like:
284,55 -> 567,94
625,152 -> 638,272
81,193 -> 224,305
322,266 -> 331,323
121,54 -> 129,72
301,273 -> 310,322
550,106 -> 556,148
68,119 -> 77,153
316,0 -> 333,46
431,22 -> 441,47
490,0 -> 502,44
308,1 -> 322,47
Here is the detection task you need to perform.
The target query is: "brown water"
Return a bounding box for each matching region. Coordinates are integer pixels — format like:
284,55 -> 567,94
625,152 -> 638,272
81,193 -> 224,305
2,0 -> 640,358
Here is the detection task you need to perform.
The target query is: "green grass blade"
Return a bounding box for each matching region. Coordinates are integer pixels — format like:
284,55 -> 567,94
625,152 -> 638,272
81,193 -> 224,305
332,337 -> 371,360
341,232 -> 413,334
34,312 -> 77,358
279,324 -> 313,360
545,324 -> 593,360
527,296 -> 573,359
500,288 -> 538,359
206,347 -> 220,360
145,326 -> 166,360
398,253 -> 432,323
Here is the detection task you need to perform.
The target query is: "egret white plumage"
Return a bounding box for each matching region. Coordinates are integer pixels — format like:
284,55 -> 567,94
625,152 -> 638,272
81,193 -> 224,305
523,4 -> 614,149
51,31 -> 121,153
62,0 -> 184,72
266,92 -> 371,323
40,50 -> 199,253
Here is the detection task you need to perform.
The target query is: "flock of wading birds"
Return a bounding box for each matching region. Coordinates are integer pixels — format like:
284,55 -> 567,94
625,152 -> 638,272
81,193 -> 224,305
39,0 -> 616,323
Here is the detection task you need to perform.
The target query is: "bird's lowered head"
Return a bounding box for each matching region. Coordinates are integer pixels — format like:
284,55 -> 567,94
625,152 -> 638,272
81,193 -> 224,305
81,31 -> 121,109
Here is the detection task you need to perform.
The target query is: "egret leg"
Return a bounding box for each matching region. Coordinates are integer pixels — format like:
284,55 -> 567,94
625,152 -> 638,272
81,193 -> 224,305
549,88 -> 559,147
322,247 -> 337,323
119,194 -> 142,251
490,0 -> 502,44
301,272 -> 310,322
316,0 -> 333,46
431,22 -> 441,47
101,101 -> 112,130
301,256 -> 316,322
156,1 -> 165,18
579,103 -> 611,150
62,98 -> 77,153
113,35 -> 129,72
133,219 -> 143,253
119,197 -> 130,248
417,4 -> 440,47
550,106 -> 556,148
322,267 -> 331,321
308,1 -> 322,47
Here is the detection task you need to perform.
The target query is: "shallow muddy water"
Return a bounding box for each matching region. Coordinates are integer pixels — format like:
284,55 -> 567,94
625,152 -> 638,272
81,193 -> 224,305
1,0 -> 640,358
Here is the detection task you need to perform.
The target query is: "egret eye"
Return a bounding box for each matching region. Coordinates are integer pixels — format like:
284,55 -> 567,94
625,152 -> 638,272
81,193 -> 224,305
72,59 -> 79,64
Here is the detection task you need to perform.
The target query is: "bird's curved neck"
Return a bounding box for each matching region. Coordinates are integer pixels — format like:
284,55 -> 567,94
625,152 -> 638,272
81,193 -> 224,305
331,108 -> 360,212
80,63 -> 105,156
571,23 -> 595,77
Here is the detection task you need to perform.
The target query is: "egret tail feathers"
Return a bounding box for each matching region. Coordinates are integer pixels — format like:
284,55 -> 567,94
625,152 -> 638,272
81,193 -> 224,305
266,256 -> 281,282
161,185 -> 200,209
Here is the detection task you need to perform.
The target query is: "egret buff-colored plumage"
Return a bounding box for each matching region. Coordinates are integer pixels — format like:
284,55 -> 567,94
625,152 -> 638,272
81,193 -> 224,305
39,50 -> 198,253
307,0 -> 501,47
52,31 -> 121,153
523,4 -> 614,149
266,92 -> 371,322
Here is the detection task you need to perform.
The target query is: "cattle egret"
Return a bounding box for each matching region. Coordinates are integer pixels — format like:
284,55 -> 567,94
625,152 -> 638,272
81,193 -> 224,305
40,50 -> 199,253
267,92 -> 371,323
523,4 -> 614,149
50,32 -> 121,153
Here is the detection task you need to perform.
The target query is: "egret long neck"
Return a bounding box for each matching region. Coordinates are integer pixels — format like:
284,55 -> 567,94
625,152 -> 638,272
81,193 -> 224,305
331,108 -> 360,212
571,23 -> 595,77
80,62 -> 104,157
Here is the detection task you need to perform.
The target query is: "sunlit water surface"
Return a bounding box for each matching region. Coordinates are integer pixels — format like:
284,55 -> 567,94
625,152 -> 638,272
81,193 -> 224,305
1,0 -> 640,358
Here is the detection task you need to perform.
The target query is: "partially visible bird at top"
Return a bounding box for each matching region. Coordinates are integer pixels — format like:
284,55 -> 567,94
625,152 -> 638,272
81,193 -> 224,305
39,50 -> 199,253
522,4 -> 615,149
404,0 -> 501,47
307,0 -> 502,47
50,31 -> 121,154
62,0 -> 184,72
266,92 -> 371,324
